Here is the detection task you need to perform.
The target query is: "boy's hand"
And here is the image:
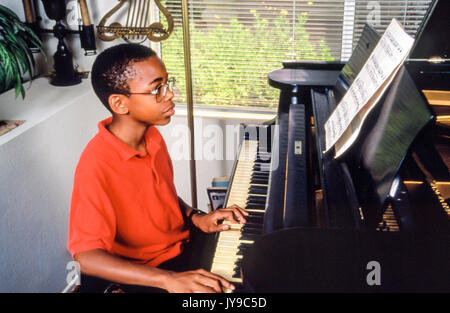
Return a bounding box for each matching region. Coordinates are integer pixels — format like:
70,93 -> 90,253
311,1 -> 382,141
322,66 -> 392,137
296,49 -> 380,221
192,205 -> 249,233
165,269 -> 235,293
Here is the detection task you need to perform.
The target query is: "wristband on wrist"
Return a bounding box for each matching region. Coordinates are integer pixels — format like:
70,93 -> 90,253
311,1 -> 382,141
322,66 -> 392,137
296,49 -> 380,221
188,208 -> 204,223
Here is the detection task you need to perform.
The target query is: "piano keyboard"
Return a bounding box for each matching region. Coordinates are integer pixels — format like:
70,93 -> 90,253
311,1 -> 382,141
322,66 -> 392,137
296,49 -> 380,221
210,139 -> 270,288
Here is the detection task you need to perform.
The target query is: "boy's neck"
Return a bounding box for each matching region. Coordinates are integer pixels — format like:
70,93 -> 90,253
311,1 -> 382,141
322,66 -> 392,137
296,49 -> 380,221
106,117 -> 150,154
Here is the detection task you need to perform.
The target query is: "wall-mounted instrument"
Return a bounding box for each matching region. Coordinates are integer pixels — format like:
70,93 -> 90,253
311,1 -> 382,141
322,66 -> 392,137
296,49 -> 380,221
97,0 -> 174,43
22,0 -> 97,86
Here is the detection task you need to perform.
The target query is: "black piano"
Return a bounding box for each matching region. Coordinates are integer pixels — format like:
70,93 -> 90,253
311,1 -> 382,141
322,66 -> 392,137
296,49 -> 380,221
204,0 -> 449,293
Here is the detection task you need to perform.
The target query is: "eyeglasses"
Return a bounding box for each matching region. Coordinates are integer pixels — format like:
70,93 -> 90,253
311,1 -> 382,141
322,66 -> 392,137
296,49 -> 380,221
128,77 -> 176,102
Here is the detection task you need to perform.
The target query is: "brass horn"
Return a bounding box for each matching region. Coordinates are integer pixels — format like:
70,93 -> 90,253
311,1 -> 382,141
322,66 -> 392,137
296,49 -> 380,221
97,0 -> 174,42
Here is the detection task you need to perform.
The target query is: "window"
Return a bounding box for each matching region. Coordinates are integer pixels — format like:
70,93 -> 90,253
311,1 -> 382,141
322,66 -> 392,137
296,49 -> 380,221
159,1 -> 432,109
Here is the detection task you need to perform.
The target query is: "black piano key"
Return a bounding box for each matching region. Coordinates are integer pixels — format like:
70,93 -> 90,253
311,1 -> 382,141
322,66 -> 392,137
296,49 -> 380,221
249,185 -> 268,195
253,169 -> 269,174
246,202 -> 266,209
240,233 -> 260,241
246,215 -> 264,224
247,195 -> 267,203
253,163 -> 271,172
251,171 -> 270,179
256,153 -> 271,160
232,272 -> 241,279
246,201 -> 266,208
249,185 -> 268,191
234,262 -> 243,269
237,245 -> 251,255
239,242 -> 252,248
245,225 -> 263,233
242,220 -> 263,227
255,157 -> 271,163
242,226 -> 263,234
242,228 -> 262,236
247,199 -> 267,206
242,222 -> 263,231
251,174 -> 269,181
246,204 -> 266,211
251,177 -> 269,185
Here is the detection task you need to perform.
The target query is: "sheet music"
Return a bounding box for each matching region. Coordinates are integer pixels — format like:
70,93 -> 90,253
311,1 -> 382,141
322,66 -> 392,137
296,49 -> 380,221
324,19 -> 415,158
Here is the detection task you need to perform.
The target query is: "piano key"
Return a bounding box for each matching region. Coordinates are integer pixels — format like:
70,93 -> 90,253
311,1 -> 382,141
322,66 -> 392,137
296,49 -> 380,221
251,177 -> 269,185
233,270 -> 242,278
248,193 -> 267,199
251,173 -> 269,179
252,172 -> 270,179
253,163 -> 271,172
251,174 -> 270,181
240,233 -> 261,241
253,173 -> 270,180
247,197 -> 267,205
245,216 -> 264,224
236,248 -> 248,256
226,222 -> 263,233
210,138 -> 268,286
248,185 -> 268,195
242,226 -> 263,234
248,210 -> 265,216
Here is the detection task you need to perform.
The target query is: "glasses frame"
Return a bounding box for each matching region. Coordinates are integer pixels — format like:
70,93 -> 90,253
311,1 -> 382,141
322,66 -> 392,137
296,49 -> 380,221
128,77 -> 176,102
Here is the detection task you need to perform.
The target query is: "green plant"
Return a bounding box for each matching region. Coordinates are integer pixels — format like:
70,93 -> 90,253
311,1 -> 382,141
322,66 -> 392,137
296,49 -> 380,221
161,10 -> 334,108
0,4 -> 44,99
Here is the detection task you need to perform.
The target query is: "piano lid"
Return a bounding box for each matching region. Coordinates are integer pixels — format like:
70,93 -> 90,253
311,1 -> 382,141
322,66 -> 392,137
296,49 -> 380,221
409,0 -> 449,60
405,0 -> 450,91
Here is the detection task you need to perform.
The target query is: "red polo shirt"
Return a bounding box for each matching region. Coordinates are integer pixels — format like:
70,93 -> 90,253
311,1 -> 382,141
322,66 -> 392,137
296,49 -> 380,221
68,117 -> 189,267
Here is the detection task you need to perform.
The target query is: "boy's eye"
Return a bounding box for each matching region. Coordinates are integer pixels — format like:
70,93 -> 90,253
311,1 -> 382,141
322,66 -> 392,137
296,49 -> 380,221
149,85 -> 160,95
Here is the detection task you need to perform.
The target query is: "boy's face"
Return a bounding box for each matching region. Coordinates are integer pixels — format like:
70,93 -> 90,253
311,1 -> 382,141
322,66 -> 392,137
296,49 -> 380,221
116,56 -> 175,126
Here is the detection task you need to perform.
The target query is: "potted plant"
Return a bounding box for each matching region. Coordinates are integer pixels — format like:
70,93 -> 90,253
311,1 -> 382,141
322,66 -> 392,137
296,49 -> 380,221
0,4 -> 44,99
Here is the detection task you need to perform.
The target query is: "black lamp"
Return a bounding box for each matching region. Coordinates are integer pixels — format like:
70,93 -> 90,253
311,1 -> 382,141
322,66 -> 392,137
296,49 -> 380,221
38,0 -> 96,86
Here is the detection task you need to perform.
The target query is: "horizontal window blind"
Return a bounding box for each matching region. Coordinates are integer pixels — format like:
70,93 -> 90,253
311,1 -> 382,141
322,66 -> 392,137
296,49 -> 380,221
353,1 -> 431,52
160,0 -> 432,108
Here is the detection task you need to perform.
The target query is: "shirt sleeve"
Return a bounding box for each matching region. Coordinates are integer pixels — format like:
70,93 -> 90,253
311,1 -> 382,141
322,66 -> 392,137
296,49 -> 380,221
67,163 -> 117,258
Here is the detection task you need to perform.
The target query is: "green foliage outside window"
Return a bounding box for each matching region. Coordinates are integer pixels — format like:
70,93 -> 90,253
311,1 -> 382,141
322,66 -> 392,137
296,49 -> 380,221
162,11 -> 334,108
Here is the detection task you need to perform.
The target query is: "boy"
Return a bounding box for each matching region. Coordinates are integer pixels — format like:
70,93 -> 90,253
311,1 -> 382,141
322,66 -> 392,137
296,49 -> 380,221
68,43 -> 248,293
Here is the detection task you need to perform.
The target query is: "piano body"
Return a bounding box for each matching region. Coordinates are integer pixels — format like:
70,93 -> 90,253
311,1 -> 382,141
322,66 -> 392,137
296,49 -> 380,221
203,0 -> 449,292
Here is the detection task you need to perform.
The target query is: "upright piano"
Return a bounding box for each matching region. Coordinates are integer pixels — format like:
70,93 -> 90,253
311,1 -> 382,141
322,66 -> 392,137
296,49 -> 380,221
205,0 -> 449,292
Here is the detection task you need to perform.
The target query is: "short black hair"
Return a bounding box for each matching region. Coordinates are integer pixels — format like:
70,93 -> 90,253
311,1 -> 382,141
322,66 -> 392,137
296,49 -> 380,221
91,43 -> 157,113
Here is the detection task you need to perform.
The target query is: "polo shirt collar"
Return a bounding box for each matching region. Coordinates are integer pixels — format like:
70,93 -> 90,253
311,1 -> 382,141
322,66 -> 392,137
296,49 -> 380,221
97,117 -> 155,161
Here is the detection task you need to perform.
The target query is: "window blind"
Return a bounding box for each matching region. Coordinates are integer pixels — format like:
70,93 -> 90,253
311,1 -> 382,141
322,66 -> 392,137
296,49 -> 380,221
160,0 -> 432,108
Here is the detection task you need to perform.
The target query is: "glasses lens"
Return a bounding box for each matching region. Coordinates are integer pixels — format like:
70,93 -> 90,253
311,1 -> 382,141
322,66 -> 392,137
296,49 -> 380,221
168,77 -> 175,90
156,78 -> 175,102
156,83 -> 170,102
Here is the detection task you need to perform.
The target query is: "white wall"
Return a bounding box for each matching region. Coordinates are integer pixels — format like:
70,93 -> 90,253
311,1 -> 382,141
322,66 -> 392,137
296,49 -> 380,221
0,79 -> 108,293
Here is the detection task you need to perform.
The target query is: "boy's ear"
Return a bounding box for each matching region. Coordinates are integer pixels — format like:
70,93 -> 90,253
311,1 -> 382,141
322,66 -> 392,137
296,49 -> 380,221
108,94 -> 129,115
